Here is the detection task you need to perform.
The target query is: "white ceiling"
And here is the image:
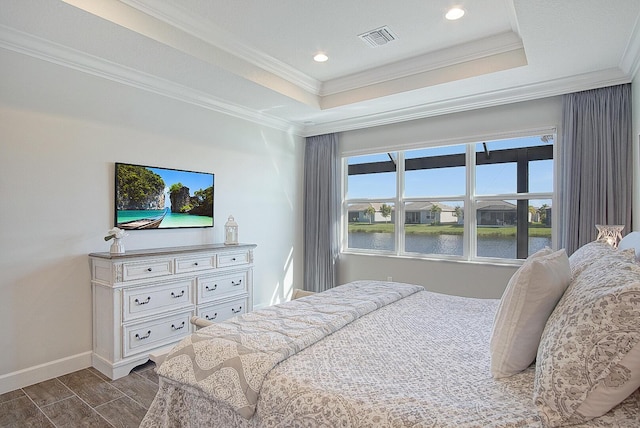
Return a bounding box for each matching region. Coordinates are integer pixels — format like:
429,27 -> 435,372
1,0 -> 639,136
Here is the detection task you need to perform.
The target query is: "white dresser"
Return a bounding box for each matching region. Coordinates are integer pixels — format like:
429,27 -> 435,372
89,243 -> 256,380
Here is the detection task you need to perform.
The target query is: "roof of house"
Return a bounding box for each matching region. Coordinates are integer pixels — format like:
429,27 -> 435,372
476,201 -> 517,211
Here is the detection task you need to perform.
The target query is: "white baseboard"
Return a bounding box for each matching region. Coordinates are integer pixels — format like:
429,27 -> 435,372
0,351 -> 92,395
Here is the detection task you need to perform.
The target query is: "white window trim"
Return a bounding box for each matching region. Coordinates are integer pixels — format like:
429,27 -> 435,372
341,128 -> 557,264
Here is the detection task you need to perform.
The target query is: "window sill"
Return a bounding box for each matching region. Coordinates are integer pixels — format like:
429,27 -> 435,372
340,249 -> 525,268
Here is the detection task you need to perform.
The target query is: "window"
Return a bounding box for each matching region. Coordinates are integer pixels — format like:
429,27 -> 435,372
343,133 -> 555,261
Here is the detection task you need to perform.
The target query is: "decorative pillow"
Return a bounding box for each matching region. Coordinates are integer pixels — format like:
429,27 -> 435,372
568,241 -> 616,278
533,250 -> 640,427
490,248 -> 571,379
618,231 -> 640,261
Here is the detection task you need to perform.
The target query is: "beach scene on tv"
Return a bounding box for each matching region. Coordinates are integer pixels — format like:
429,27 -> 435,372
115,163 -> 214,229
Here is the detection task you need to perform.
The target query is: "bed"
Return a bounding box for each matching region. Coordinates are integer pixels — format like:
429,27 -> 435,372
141,242 -> 640,427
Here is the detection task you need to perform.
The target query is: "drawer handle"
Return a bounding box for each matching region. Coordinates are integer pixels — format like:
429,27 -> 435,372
194,262 -> 199,266
231,279 -> 242,286
171,290 -> 185,298
231,257 -> 236,261
135,330 -> 151,340
171,322 -> 185,330
147,268 -> 153,272
205,313 -> 218,320
231,306 -> 242,314
134,297 -> 151,305
205,284 -> 217,292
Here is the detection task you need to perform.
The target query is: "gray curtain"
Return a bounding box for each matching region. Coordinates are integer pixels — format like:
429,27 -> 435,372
559,83 -> 632,255
303,133 -> 340,292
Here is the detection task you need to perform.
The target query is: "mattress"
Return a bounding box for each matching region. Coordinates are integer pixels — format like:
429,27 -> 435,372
141,281 -> 640,427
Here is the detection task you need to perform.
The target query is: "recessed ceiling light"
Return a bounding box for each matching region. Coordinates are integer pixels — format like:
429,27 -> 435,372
445,7 -> 465,20
313,53 -> 328,62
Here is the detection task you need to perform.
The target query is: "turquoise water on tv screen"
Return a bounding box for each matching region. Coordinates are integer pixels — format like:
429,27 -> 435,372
117,210 -> 213,228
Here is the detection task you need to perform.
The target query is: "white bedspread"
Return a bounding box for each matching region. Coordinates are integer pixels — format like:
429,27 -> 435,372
141,282 -> 640,427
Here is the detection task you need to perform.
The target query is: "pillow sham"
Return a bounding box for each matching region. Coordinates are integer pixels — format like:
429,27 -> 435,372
490,248 -> 570,379
533,250 -> 640,427
618,231 -> 640,261
567,240 -> 616,279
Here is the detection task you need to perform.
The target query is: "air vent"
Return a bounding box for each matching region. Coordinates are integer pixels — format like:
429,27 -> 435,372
358,26 -> 397,47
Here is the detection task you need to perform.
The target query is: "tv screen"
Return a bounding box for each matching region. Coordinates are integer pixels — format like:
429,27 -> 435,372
114,162 -> 214,229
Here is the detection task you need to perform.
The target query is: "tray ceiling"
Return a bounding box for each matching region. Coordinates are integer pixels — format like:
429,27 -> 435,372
1,0 -> 639,135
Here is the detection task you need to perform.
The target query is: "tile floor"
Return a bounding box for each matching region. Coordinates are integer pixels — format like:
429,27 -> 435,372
0,361 -> 158,428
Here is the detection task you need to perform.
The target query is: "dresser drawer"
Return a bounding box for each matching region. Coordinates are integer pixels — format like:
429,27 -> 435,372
175,255 -> 215,273
218,251 -> 250,267
197,272 -> 247,304
123,311 -> 192,357
198,298 -> 247,323
122,259 -> 173,282
123,280 -> 193,321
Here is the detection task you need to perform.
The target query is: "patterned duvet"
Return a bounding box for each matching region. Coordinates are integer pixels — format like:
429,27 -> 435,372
141,281 -> 640,427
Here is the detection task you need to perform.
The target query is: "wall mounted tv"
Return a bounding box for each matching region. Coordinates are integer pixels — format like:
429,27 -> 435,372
114,162 -> 214,230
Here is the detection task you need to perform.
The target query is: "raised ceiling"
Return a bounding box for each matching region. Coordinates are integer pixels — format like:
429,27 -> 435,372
1,0 -> 639,136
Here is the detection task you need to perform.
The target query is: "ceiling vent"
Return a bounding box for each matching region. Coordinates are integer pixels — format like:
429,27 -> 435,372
358,26 -> 397,47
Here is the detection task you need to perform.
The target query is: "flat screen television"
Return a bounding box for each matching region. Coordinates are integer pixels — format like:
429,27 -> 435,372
114,162 -> 214,230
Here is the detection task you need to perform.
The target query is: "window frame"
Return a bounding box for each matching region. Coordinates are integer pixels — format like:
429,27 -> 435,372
341,129 -> 557,264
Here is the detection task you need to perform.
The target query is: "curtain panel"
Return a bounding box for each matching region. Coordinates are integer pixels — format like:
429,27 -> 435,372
303,133 -> 340,292
559,83 -> 632,255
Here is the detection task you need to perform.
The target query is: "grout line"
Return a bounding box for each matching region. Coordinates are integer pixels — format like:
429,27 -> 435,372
2,366 -> 155,428
21,387 -> 58,428
49,371 -> 120,428
108,374 -> 157,409
33,378 -> 76,409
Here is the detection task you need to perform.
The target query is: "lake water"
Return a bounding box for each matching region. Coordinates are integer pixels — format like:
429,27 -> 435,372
348,232 -> 551,259
117,210 -> 213,228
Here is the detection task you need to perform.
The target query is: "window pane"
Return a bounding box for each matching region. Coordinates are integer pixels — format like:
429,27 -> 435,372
404,201 -> 463,256
475,136 -> 553,195
405,145 -> 465,197
476,199 -> 517,259
476,198 -> 553,259
476,161 -> 517,194
347,202 -> 395,251
347,153 -> 397,198
529,160 -> 554,193
528,198 -> 552,254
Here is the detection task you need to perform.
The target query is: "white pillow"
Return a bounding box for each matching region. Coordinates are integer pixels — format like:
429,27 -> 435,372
490,248 -> 571,379
618,231 -> 640,261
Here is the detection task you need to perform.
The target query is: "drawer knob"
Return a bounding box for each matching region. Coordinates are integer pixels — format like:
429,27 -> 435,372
135,330 -> 151,340
171,290 -> 185,298
147,268 -> 152,272
205,284 -> 217,292
231,279 -> 242,286
134,297 -> 151,305
194,262 -> 199,266
205,313 -> 218,320
171,322 -> 185,331
231,257 -> 236,261
231,306 -> 242,314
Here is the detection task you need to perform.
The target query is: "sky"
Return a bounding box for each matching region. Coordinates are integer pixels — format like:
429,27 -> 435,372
347,135 -> 554,207
148,166 -> 214,195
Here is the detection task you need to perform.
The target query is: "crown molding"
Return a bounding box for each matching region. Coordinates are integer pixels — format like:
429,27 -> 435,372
0,24 -> 302,135
120,0 -> 321,95
321,32 -> 525,96
302,68 -> 631,137
1,19 -> 633,140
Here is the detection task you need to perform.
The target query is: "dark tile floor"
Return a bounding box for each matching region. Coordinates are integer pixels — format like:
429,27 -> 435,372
0,361 -> 158,428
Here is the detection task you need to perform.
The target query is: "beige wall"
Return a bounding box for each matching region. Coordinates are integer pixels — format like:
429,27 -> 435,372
338,97 -> 564,298
0,50 -> 304,392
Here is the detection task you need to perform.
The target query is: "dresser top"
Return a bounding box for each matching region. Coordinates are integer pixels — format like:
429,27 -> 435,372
89,243 -> 256,260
